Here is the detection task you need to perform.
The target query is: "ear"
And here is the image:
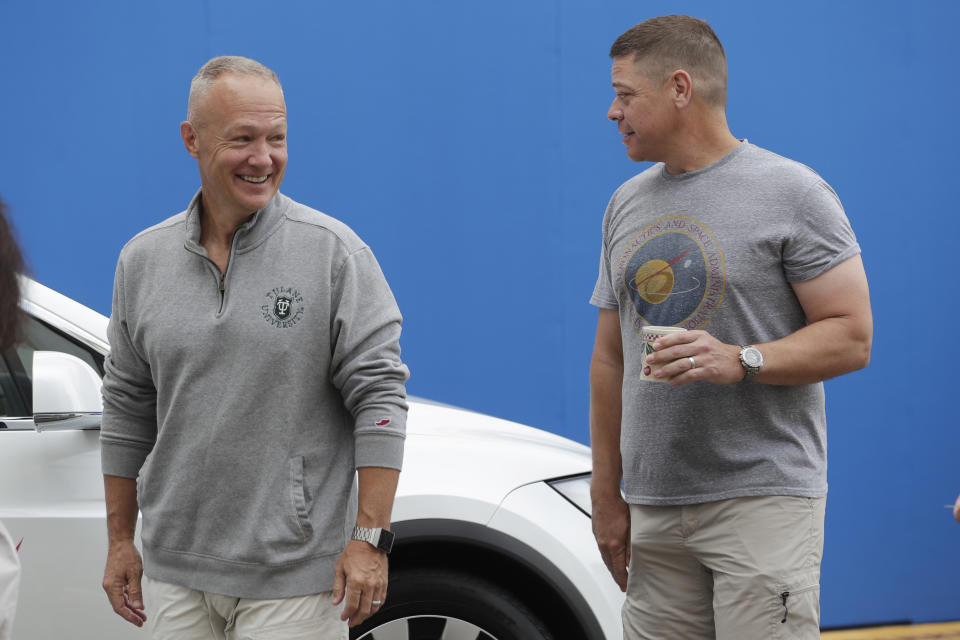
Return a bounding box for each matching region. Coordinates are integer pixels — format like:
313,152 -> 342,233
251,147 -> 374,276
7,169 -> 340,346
181,121 -> 200,158
668,70 -> 693,109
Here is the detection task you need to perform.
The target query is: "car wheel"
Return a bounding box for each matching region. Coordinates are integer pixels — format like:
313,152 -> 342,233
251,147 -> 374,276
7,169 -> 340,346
351,567 -> 555,640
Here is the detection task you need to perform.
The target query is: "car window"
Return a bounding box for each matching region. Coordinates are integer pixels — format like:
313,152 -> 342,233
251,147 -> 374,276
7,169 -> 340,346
0,350 -> 28,417
0,314 -> 104,420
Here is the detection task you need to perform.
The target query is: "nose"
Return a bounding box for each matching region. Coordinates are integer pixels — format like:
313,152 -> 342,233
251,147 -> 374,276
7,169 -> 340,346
607,97 -> 623,122
248,139 -> 272,167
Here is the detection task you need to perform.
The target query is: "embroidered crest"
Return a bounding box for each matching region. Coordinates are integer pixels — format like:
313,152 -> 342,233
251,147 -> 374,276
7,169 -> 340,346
375,418 -> 391,427
274,295 -> 293,320
261,286 -> 304,328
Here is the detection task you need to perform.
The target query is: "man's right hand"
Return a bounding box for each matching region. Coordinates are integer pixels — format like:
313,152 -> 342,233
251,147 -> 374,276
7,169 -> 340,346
102,539 -> 146,627
591,494 -> 631,592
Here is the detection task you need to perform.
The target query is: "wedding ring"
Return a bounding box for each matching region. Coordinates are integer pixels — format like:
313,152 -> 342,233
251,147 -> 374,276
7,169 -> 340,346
688,356 -> 696,369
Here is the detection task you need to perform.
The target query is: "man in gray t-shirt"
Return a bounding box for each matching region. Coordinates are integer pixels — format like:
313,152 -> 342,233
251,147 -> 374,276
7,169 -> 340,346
589,16 -> 873,639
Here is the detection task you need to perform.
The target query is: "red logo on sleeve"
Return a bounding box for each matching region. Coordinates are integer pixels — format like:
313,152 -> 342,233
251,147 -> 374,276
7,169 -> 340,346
375,418 -> 391,427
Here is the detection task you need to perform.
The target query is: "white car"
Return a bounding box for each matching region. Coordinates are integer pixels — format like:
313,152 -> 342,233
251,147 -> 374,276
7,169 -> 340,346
0,278 -> 624,640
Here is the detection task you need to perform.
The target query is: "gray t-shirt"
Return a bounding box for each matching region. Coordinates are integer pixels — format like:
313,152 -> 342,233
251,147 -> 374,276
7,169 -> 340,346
591,142 -> 860,505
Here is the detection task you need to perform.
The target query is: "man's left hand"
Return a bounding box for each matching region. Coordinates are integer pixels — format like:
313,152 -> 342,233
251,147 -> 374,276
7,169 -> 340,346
332,539 -> 387,627
645,329 -> 743,386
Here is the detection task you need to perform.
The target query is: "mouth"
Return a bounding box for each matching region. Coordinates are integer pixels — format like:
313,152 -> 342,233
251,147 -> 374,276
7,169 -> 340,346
238,174 -> 270,184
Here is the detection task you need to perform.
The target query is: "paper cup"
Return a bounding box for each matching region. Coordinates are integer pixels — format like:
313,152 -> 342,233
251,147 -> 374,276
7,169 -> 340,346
640,326 -> 687,382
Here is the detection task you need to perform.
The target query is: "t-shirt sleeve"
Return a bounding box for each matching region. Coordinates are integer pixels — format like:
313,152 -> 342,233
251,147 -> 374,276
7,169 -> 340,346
590,198 -> 620,310
782,180 -> 861,283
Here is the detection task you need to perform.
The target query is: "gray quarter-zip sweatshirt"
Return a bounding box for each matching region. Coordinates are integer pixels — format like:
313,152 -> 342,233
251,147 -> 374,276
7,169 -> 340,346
100,190 -> 409,599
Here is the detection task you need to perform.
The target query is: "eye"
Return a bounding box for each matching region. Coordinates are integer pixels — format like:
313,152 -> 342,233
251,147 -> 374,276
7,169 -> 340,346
234,136 -> 251,143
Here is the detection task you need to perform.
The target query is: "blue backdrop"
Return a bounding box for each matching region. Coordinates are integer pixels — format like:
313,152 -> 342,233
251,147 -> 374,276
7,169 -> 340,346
2,0 -> 958,628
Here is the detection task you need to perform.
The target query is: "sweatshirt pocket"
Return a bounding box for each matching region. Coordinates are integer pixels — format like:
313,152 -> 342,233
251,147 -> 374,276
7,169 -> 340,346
249,454 -> 347,562
287,455 -> 313,539
243,456 -> 314,554
186,452 -> 350,564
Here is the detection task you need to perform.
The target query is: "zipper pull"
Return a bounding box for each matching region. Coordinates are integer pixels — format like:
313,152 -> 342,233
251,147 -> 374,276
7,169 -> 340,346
219,272 -> 225,293
780,591 -> 790,623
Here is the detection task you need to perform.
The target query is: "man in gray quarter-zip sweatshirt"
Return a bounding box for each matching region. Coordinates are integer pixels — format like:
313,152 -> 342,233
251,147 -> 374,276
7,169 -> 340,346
99,56 -> 408,639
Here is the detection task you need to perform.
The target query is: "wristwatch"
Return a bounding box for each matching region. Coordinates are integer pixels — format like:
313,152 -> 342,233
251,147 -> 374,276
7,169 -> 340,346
738,345 -> 764,381
351,525 -> 395,554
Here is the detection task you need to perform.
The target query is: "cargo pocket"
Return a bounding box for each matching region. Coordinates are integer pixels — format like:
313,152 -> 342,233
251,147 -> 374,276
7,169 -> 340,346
772,576 -> 820,640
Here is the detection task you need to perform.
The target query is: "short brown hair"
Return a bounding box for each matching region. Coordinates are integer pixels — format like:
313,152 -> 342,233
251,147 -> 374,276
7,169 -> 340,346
0,197 -> 27,351
610,15 -> 728,108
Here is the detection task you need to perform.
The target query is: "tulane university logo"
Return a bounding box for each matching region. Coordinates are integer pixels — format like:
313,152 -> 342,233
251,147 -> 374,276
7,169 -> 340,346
274,296 -> 292,319
261,286 -> 304,328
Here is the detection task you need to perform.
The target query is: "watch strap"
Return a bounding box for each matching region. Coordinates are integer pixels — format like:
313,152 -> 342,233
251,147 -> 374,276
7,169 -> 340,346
351,525 -> 395,554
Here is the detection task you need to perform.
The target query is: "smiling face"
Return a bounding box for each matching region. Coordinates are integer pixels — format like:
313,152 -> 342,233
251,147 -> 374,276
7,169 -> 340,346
181,73 -> 287,220
607,56 -> 677,163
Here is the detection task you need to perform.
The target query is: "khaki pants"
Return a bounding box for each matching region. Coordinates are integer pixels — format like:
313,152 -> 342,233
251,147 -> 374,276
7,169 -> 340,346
623,496 -> 825,640
0,521 -> 19,640
145,578 -> 348,640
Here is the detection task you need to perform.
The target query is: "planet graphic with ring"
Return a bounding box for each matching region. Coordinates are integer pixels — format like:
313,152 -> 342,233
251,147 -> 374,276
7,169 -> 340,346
634,257 -> 677,304
617,216 -> 724,330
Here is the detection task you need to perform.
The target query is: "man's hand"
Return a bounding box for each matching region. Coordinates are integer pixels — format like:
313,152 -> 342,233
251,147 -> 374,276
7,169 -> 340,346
102,475 -> 145,626
954,494 -> 960,524
332,540 -> 387,627
646,329 -> 743,386
592,494 -> 631,591
102,539 -> 146,627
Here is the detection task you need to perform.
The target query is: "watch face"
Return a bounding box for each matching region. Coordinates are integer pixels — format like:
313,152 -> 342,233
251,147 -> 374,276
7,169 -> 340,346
743,348 -> 762,367
378,529 -> 395,554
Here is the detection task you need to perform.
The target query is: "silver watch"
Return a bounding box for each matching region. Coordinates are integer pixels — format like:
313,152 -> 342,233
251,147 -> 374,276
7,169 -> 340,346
351,525 -> 395,554
739,345 -> 764,381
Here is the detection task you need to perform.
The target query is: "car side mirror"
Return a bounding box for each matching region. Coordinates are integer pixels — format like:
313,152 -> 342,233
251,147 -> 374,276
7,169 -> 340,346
32,351 -> 103,431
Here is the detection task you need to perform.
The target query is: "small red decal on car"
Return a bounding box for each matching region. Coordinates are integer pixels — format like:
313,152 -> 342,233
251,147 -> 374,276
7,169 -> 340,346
16,538 -> 22,552
375,418 -> 391,427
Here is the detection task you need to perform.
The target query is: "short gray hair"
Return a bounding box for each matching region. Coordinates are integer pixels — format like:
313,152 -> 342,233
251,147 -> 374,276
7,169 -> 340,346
187,56 -> 282,123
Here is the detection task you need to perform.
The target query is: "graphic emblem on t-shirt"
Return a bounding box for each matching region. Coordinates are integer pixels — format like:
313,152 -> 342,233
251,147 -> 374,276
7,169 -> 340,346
615,215 -> 725,333
261,286 -> 304,328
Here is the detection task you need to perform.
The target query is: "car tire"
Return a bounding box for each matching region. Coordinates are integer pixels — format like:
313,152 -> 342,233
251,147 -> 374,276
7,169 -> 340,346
351,567 -> 555,640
